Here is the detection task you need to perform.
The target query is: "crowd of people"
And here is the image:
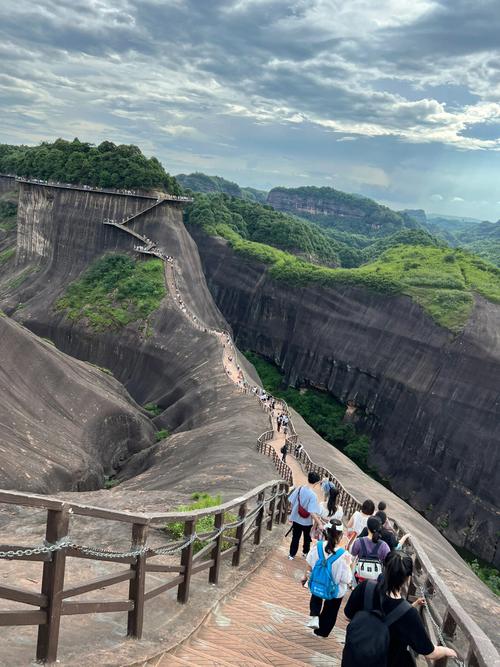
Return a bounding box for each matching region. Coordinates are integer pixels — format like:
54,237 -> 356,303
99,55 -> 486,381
287,472 -> 458,666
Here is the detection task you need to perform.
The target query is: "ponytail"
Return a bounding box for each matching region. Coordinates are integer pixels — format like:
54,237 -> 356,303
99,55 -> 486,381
381,550 -> 413,596
323,519 -> 343,554
327,487 -> 339,516
367,516 -> 382,543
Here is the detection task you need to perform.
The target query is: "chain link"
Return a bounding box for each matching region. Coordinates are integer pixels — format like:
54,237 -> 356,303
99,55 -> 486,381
0,492 -> 286,561
418,586 -> 466,667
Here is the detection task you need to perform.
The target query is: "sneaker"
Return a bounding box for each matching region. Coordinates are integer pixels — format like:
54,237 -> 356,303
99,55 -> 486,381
306,616 -> 320,629
288,555 -> 295,560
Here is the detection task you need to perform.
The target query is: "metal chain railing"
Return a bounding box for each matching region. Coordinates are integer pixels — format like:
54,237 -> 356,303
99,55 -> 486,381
0,492 -> 282,562
419,586 -> 466,667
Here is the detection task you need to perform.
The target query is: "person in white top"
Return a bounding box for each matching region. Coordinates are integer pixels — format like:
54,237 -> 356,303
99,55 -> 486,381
301,521 -> 352,637
346,499 -> 375,550
311,486 -> 344,540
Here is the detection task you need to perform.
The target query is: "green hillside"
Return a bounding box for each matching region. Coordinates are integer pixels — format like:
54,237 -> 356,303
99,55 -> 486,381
188,194 -> 500,331
0,139 -> 181,194
176,172 -> 267,203
268,185 -> 419,237
424,215 -> 500,267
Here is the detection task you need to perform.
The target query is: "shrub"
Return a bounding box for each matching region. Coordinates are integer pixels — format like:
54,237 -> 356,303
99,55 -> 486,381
56,254 -> 165,331
144,403 -> 163,416
166,493 -> 236,554
155,428 -> 170,442
104,477 -> 120,489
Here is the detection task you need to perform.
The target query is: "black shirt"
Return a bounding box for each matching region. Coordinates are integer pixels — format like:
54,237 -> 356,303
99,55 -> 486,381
342,581 -> 434,667
359,526 -> 398,550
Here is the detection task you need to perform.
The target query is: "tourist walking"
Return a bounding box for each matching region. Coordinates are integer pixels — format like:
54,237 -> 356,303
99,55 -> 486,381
346,499 -> 374,549
312,485 -> 343,540
302,521 -> 352,637
351,516 -> 390,583
280,443 -> 287,463
342,551 -> 457,666
287,472 -> 323,559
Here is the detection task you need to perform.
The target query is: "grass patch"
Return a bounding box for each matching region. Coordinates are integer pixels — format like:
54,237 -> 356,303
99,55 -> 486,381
155,428 -> 170,442
56,254 -> 165,331
8,266 -> 36,290
0,247 -> 15,264
104,477 -> 120,489
244,351 -> 380,479
144,402 -> 163,416
166,493 -> 236,554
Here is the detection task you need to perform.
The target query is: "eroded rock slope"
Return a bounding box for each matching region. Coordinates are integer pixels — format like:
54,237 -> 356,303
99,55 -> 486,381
191,228 -> 500,566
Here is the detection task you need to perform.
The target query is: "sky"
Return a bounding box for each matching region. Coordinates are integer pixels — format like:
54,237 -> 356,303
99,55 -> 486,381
1,0 -> 499,220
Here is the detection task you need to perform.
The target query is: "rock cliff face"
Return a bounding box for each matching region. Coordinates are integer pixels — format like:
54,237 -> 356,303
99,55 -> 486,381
190,228 -> 500,566
268,187 -> 366,219
0,316 -> 155,492
0,182 -> 275,505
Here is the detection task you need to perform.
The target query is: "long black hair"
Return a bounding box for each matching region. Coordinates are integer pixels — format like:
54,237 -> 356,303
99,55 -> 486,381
327,486 -> 339,516
367,516 -> 382,543
381,550 -> 413,596
324,519 -> 343,554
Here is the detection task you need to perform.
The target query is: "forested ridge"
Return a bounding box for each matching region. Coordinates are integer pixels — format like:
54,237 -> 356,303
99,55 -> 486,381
0,139 -> 181,194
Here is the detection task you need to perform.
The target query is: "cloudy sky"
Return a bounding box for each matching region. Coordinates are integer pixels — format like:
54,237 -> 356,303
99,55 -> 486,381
1,0 -> 499,219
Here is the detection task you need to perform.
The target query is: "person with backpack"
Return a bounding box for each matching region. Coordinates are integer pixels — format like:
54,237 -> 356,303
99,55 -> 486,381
351,517 -> 390,583
342,551 -> 457,666
301,521 -> 352,636
346,499 -> 375,550
287,472 -> 323,559
280,443 -> 287,463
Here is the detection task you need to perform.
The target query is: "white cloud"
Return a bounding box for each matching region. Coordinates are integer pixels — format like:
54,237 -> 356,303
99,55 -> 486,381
430,194 -> 444,201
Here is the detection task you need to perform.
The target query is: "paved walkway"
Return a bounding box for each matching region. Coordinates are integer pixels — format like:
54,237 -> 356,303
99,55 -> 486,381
159,251 -> 347,665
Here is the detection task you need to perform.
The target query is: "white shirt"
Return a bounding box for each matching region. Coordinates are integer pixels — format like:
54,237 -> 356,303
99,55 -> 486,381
306,542 -> 352,598
319,502 -> 344,523
349,510 -> 369,536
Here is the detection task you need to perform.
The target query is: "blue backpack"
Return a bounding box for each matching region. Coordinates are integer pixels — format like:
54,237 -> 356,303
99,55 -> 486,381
309,541 -> 345,599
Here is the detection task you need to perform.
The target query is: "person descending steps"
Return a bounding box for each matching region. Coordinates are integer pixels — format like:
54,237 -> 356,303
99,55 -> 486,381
287,471 -> 324,560
302,520 -> 352,637
342,551 -> 458,667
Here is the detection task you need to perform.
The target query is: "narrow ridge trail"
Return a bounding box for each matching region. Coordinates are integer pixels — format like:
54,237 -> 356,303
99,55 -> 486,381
119,212 -> 346,665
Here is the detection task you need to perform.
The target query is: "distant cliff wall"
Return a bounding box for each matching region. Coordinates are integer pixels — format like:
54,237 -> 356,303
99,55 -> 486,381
191,228 -> 500,566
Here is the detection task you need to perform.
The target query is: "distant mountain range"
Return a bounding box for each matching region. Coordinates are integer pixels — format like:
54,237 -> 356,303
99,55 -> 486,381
177,172 -> 499,267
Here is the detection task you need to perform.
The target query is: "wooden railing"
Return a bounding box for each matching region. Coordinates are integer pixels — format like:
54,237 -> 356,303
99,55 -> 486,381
0,480 -> 289,663
258,403 -> 499,667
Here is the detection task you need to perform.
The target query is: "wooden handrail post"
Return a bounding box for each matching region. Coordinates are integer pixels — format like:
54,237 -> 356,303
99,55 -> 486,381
36,507 -> 70,664
177,519 -> 195,603
267,485 -> 277,531
127,522 -> 149,639
253,492 -> 265,545
209,512 -> 224,584
232,502 -> 247,567
279,485 -> 288,524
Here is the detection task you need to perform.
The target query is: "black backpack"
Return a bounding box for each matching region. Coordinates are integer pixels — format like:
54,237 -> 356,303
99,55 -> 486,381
280,445 -> 287,454
343,581 -> 412,666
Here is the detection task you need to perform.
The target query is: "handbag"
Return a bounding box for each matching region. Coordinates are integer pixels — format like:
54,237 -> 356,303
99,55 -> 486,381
297,488 -> 310,519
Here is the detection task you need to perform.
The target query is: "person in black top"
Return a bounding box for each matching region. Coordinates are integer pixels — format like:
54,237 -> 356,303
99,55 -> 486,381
342,551 -> 457,667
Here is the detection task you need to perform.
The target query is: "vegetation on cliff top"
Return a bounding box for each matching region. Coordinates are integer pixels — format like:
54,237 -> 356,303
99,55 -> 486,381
188,194 -> 500,331
176,172 -> 267,203
56,254 -> 165,331
186,192 -> 353,266
244,351 -> 379,479
0,139 -> 181,193
268,185 -> 417,237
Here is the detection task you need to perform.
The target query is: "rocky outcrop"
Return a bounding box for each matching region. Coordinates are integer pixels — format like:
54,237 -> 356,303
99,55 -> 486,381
268,187 -> 366,219
0,316 -> 155,492
0,183 -> 275,505
190,228 -> 500,566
